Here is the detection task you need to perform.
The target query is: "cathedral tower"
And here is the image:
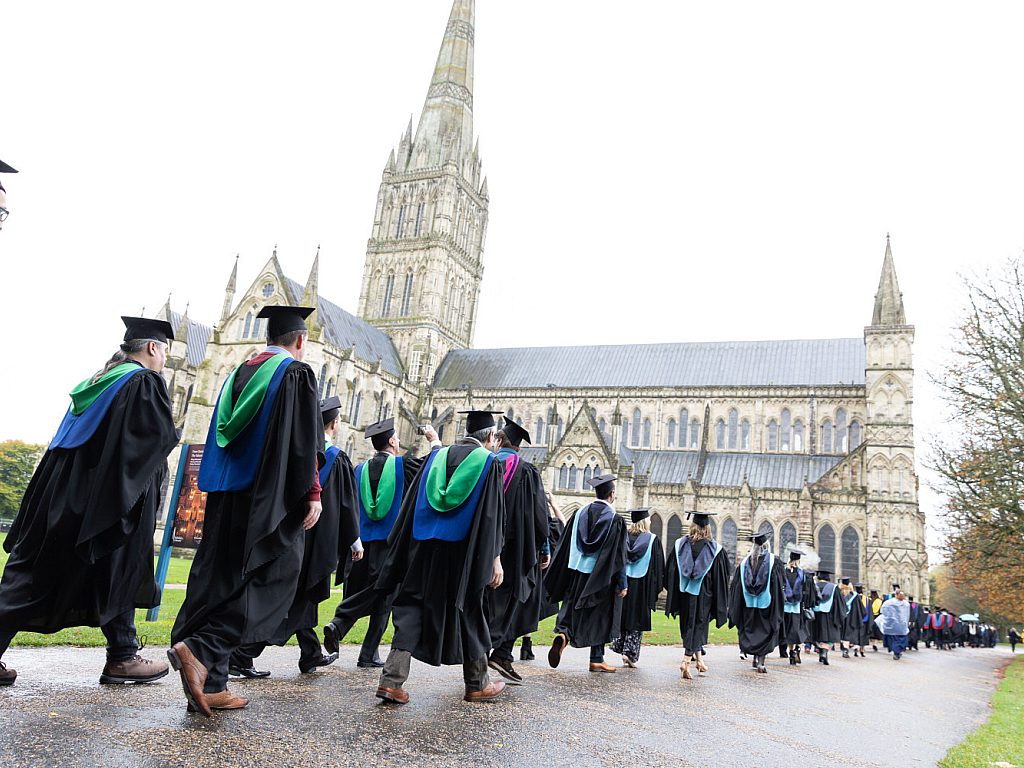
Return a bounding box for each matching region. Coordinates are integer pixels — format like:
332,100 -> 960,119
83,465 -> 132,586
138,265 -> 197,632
357,0 -> 488,383
862,236 -> 928,599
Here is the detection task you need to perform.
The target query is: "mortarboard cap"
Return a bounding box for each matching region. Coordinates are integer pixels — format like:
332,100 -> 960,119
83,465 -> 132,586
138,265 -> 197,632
685,510 -> 716,527
257,305 -> 314,340
788,548 -> 803,560
629,508 -> 650,523
891,583 -> 900,591
121,316 -> 174,345
586,473 -> 617,490
0,160 -> 17,174
458,410 -> 503,434
320,396 -> 342,425
816,569 -> 833,580
751,532 -> 770,546
841,577 -> 851,585
365,418 -> 396,441
854,582 -> 864,589
499,417 -> 531,448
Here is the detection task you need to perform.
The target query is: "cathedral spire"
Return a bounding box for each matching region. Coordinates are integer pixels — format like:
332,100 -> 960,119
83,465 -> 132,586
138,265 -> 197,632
871,233 -> 907,326
302,245 -> 321,336
221,254 -> 239,323
411,0 -> 475,169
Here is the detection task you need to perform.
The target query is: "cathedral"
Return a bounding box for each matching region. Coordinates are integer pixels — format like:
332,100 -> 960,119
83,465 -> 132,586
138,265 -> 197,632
157,0 -> 929,599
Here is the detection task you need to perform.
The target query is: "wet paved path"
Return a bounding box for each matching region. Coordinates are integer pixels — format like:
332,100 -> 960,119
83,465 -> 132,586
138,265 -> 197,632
0,643 -> 1012,767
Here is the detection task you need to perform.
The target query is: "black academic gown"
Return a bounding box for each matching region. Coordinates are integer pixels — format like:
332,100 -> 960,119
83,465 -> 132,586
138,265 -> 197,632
618,533 -> 665,634
728,552 -> 785,656
545,502 -> 628,649
539,516 -> 566,621
813,582 -> 849,644
0,368 -> 177,633
265,447 -> 358,645
664,537 -> 731,654
781,567 -> 818,646
172,360 -> 320,647
487,457 -> 549,648
375,441 -> 505,666
842,590 -> 867,644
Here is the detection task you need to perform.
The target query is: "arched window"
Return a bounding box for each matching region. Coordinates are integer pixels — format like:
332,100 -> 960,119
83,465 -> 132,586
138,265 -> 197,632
348,379 -> 360,422
708,517 -> 718,540
559,464 -> 569,489
557,416 -> 564,442
632,409 -> 642,447
598,417 -> 607,434
242,312 -> 252,338
568,464 -> 578,490
780,409 -> 792,452
382,272 -> 396,316
821,420 -> 834,453
318,364 -> 328,399
757,520 -> 775,552
582,465 -> 593,487
722,518 -> 738,564
536,417 -> 545,443
667,418 -> 676,448
326,378 -> 335,398
794,420 -> 805,452
395,204 -> 407,237
414,202 -> 425,236
841,526 -> 861,581
254,316 -> 266,340
836,408 -> 848,453
352,391 -> 362,427
506,408 -> 515,422
690,418 -> 701,449
621,420 -> 629,446
261,282 -> 274,298
345,436 -> 354,456
680,409 -> 689,446
817,523 -> 836,575
727,408 -> 738,449
667,515 -> 683,554
767,419 -> 778,451
740,419 -> 751,450
400,269 -> 415,316
593,464 -> 602,478
650,513 -> 663,541
642,418 -> 652,448
779,521 -> 797,554
850,420 -> 862,449
715,419 -> 726,449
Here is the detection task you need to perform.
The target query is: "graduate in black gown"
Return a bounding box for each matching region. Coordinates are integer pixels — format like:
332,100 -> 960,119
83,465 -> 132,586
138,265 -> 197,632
839,578 -> 865,659
0,317 -> 178,688
169,306 -> 322,716
664,511 -> 730,680
229,395 -> 360,677
849,583 -> 871,656
907,595 -> 922,650
812,569 -> 848,665
728,531 -> 784,673
323,417 -> 442,666
545,474 -> 628,674
520,493 -> 567,661
779,549 -> 818,665
372,410 -> 506,704
486,419 -> 550,685
610,508 -> 665,668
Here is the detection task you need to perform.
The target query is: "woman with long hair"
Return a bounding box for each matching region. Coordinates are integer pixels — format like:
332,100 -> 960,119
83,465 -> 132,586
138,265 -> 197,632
610,509 -> 665,668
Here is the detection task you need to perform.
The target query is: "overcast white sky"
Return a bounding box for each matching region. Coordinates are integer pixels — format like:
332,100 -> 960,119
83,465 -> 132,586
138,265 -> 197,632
3,1 -> 1024,555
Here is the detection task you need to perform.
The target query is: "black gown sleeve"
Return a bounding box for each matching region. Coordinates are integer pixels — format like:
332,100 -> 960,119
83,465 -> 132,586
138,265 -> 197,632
646,538 -> 666,612
710,548 -> 731,629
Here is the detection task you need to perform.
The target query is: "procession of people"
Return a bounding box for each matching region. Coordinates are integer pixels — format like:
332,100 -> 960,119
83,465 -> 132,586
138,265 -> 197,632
0,305 -> 1012,708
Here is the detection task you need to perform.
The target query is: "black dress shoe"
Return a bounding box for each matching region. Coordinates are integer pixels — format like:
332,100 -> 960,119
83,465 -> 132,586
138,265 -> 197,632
487,655 -> 524,684
299,652 -> 339,674
357,657 -> 385,668
323,623 -> 340,654
228,665 -> 271,679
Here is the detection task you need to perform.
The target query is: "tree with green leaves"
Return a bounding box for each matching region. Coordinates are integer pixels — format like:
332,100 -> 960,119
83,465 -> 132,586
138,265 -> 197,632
0,441 -> 46,521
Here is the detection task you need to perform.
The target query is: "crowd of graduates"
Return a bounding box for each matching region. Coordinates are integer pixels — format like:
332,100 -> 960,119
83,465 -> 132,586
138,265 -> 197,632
0,307 -> 1012,714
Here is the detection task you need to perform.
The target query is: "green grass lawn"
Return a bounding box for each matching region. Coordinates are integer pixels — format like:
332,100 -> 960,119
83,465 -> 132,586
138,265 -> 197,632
940,654 -> 1024,768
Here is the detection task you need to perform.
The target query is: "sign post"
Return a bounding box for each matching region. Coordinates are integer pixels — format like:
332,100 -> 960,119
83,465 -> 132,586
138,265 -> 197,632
148,447 -> 189,621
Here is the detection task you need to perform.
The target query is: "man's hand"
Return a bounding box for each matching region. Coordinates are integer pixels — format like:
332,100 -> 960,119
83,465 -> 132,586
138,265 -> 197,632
424,425 -> 439,443
617,588 -> 628,599
302,500 -> 322,531
539,554 -> 551,571
489,556 -> 504,588
351,548 -> 364,562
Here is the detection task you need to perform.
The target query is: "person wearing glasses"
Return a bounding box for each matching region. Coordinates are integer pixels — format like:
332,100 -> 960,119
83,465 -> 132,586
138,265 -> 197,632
0,157 -> 17,231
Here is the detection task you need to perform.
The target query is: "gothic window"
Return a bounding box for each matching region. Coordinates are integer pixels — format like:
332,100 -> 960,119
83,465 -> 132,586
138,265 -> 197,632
621,420 -> 629,446
382,272 -> 396,317
594,464 -> 602,478
680,409 -> 689,447
821,419 -> 834,453
345,436 -> 354,455
598,417 -> 607,434
536,417 -> 545,443
255,317 -> 266,340
715,419 -> 725,449
395,205 -> 407,238
242,312 -> 252,338
690,418 -> 701,449
779,521 -> 797,554
506,408 -> 515,422
349,379 -> 360,422
318,364 -> 328,399
351,391 -> 362,427
740,419 -> 751,450
757,520 -> 775,552
817,523 -> 836,575
409,351 -> 424,382
794,420 -> 805,452
642,419 -> 652,448
667,515 -> 683,554
767,419 -> 778,451
326,378 -> 335,398
582,465 -> 593,487
841,526 -> 861,581
261,282 -> 274,298
632,409 -> 641,448
780,409 -> 792,452
722,518 -> 738,564
400,270 -> 414,316
568,464 -> 578,490
708,517 -> 717,540
446,282 -> 457,325
557,416 -> 564,441
414,202 -> 425,236
850,420 -> 862,450
667,419 -> 676,448
650,513 -> 663,542
727,408 -> 738,449
836,408 -> 848,452
559,464 -> 569,489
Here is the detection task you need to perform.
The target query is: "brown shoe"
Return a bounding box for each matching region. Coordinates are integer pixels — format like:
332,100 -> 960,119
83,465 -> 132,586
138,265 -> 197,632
589,662 -> 617,673
375,686 -> 410,704
167,642 -> 212,717
100,655 -> 170,685
548,633 -> 568,669
463,680 -> 506,702
198,689 -> 249,712
0,661 -> 16,686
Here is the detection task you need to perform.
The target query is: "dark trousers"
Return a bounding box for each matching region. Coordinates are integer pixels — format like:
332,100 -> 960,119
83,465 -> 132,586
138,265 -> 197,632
332,586 -> 394,664
379,648 -> 490,693
590,644 -> 605,663
230,628 -> 322,668
182,590 -> 246,694
492,639 -> 516,662
0,608 -> 138,663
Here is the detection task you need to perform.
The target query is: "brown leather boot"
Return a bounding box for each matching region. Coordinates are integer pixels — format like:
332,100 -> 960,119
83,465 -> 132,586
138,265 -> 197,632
588,662 -> 617,673
463,680 -> 507,702
0,661 -> 16,686
100,655 -> 170,685
196,690 -> 249,712
167,642 -> 212,717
